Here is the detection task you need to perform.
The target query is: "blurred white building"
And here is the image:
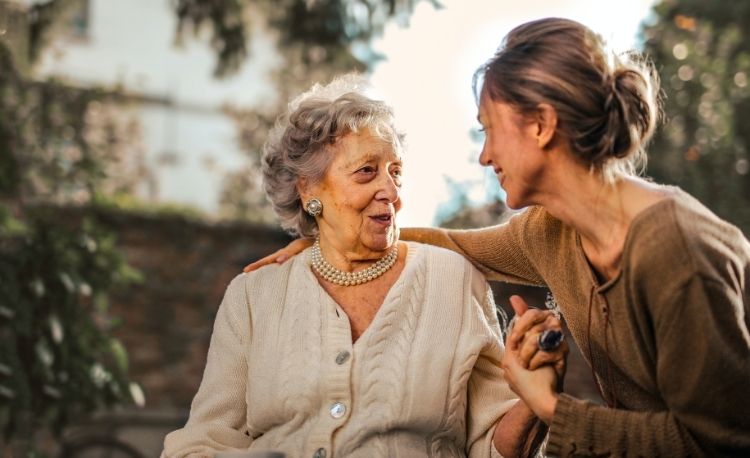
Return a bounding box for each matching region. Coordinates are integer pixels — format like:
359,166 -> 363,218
33,0 -> 281,214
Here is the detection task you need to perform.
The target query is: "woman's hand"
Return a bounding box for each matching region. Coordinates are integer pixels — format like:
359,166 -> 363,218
502,345 -> 559,424
243,238 -> 313,272
506,295 -> 568,380
501,295 -> 569,424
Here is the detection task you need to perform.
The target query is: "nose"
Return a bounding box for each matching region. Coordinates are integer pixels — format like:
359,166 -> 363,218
375,171 -> 400,204
479,141 -> 492,167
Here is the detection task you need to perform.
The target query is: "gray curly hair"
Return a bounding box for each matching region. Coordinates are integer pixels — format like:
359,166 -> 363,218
262,74 -> 404,238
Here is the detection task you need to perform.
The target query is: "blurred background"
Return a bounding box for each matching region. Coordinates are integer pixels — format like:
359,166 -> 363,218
1,0 -> 748,456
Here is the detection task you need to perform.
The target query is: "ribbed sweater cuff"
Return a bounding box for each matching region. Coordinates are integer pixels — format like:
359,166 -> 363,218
546,393 -> 578,456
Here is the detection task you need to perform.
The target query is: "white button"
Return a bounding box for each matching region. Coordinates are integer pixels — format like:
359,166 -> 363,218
329,401 -> 346,418
335,351 -> 350,365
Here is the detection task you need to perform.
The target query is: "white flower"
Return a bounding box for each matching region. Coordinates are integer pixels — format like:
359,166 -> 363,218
35,341 -> 54,367
30,279 -> 45,297
79,282 -> 92,297
90,363 -> 112,388
81,235 -> 98,253
129,382 -> 146,408
49,315 -> 64,343
59,272 -> 75,293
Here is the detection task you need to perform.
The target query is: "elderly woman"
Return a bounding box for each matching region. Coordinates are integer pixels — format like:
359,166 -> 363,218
161,76 -> 558,457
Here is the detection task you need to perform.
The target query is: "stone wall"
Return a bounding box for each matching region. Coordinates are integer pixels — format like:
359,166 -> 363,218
56,206 -> 293,456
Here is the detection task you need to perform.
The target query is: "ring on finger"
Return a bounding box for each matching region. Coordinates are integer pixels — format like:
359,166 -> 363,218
538,329 -> 564,352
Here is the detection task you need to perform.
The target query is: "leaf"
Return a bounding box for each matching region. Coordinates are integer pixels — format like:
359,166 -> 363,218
109,338 -> 128,372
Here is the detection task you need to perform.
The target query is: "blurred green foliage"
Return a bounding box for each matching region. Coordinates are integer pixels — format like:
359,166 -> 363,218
0,27 -> 141,452
644,0 -> 750,235
174,0 -> 441,76
0,208 -> 141,445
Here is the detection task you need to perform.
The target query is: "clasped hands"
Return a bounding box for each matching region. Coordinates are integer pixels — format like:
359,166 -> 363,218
503,295 -> 568,424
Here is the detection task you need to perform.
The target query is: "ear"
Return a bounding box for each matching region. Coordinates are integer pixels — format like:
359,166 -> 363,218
297,176 -> 312,202
534,103 -> 558,149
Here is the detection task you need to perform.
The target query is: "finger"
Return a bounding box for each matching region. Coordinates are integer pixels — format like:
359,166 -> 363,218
528,344 -> 567,369
517,317 -> 566,365
517,325 -> 552,367
244,239 -> 312,272
243,253 -> 278,272
509,295 -> 529,316
543,313 -> 564,332
554,352 -> 568,380
528,347 -> 565,371
513,310 -> 559,338
506,295 -> 528,351
517,334 -> 539,368
501,352 -> 521,393
290,238 -> 314,252
508,309 -> 556,349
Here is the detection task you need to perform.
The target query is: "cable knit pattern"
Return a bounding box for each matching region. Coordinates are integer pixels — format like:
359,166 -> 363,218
162,242 -> 517,458
343,256 -> 421,457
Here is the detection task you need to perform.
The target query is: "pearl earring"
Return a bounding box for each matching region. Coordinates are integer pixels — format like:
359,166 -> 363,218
305,198 -> 323,217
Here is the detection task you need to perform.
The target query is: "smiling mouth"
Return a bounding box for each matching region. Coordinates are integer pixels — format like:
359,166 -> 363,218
370,213 -> 394,225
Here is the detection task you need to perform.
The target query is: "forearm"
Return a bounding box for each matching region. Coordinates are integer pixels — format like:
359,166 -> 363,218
493,400 -> 547,458
400,226 -> 544,285
400,227 -> 457,249
547,394 -> 702,457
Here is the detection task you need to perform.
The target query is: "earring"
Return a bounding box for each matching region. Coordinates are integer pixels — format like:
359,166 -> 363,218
305,198 -> 323,217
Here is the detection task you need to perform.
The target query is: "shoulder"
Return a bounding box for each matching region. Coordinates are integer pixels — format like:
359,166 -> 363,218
411,241 -> 482,276
409,241 -> 491,301
225,252 -> 307,310
626,187 -> 750,293
669,190 -> 749,255
243,251 -> 303,288
632,189 -> 748,264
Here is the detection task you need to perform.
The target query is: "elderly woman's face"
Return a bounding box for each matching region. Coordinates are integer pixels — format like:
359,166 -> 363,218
306,128 -> 402,254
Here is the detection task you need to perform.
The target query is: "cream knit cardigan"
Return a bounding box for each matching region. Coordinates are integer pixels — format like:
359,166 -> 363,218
162,242 -> 517,457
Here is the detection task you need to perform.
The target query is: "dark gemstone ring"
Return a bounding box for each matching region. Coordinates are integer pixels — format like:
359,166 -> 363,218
538,329 -> 564,352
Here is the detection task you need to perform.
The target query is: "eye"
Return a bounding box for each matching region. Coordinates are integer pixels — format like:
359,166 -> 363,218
357,165 -> 376,175
390,166 -> 403,187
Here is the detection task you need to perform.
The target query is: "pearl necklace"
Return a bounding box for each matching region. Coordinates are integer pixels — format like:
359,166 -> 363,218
311,239 -> 398,286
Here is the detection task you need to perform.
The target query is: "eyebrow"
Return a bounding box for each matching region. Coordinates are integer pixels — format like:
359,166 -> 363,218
344,153 -> 402,169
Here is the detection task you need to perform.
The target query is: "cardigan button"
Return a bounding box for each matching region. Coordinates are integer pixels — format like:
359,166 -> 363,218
330,401 -> 346,418
312,448 -> 326,458
335,351 -> 350,365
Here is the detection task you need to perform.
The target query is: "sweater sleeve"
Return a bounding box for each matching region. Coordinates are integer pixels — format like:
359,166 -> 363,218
547,273 -> 750,456
162,275 -> 253,457
400,208 -> 545,286
466,276 -> 520,458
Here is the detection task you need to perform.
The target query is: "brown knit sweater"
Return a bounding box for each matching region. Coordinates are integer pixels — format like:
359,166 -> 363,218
402,187 -> 750,456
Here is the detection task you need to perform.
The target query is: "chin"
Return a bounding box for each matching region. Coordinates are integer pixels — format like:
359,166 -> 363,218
368,227 -> 399,252
505,199 -> 524,210
503,191 -> 528,210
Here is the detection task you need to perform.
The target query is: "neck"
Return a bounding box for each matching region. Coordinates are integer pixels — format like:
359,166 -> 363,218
317,234 -> 394,272
542,171 -> 630,251
531,157 -> 665,276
